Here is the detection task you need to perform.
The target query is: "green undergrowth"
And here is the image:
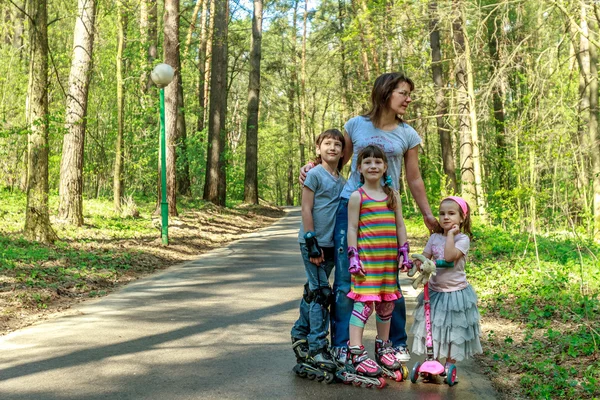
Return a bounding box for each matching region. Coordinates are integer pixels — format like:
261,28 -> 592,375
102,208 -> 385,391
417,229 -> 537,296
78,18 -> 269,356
469,225 -> 599,399
0,189 -> 284,318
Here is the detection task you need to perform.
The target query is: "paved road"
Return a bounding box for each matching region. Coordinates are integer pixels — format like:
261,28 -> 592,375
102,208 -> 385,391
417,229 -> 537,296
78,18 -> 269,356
0,208 -> 498,399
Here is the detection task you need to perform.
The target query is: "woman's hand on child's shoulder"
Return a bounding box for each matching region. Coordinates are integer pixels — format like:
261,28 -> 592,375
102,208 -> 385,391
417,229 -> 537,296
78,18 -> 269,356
298,162 -> 314,185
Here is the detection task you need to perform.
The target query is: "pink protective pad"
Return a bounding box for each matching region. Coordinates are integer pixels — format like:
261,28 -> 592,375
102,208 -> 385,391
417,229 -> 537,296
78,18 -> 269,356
419,360 -> 445,375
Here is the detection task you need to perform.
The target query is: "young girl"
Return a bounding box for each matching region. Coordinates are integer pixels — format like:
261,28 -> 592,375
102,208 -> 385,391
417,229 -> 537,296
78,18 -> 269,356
410,196 -> 483,376
343,145 -> 408,378
291,129 -> 346,377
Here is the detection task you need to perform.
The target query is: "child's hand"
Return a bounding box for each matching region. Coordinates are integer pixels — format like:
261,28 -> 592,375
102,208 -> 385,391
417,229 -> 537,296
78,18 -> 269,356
309,250 -> 324,266
414,259 -> 423,271
448,224 -> 460,236
348,246 -> 366,276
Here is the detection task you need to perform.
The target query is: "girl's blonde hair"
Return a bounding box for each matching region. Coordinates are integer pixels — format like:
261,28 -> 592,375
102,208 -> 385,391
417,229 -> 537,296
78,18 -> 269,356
313,129 -> 345,172
357,145 -> 397,211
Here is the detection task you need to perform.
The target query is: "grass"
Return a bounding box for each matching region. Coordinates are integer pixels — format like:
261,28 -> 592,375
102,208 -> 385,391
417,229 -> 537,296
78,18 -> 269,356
0,189 -> 284,332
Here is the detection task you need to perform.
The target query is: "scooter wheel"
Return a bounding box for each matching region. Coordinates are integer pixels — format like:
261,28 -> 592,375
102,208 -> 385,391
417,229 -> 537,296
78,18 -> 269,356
446,364 -> 457,386
409,362 -> 421,383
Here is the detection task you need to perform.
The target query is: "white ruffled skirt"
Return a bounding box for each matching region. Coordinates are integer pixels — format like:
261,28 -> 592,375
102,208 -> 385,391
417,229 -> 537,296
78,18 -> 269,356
410,284 -> 482,361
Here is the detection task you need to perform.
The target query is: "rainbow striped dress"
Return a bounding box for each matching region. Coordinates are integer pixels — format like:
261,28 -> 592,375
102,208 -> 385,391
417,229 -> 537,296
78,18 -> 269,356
348,188 -> 402,303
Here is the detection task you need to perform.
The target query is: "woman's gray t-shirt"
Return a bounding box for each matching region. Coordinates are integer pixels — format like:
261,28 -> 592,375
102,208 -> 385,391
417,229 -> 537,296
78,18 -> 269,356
298,165 -> 346,247
340,115 -> 422,199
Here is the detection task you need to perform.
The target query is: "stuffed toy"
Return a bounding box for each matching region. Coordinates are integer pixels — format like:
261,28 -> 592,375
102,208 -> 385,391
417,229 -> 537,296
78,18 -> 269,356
410,254 -> 437,290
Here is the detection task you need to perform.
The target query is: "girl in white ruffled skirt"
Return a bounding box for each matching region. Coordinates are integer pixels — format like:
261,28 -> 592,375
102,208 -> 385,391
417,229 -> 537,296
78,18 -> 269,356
410,196 -> 482,376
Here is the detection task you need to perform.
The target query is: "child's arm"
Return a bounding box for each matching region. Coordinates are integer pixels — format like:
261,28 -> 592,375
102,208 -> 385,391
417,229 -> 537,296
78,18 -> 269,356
444,225 -> 463,262
301,185 -> 324,265
347,191 -> 365,276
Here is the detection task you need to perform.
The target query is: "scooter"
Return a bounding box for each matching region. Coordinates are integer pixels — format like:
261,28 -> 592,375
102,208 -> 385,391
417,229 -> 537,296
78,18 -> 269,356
409,276 -> 457,386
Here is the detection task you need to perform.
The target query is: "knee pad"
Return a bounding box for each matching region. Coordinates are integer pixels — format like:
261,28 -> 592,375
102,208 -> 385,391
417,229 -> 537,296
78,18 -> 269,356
314,286 -> 333,308
350,302 -> 373,328
302,283 -> 315,303
375,302 -> 394,324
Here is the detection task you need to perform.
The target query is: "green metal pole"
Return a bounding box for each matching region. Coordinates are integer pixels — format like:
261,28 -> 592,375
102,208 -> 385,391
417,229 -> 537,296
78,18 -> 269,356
159,88 -> 169,245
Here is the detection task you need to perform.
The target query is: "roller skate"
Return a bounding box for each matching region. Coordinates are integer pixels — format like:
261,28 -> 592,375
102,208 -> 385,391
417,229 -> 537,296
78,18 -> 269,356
335,344 -> 386,388
291,338 -> 335,384
375,338 -> 406,382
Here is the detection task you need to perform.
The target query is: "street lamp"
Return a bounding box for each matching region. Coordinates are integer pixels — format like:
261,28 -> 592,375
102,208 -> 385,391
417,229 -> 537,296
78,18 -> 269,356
151,63 -> 175,245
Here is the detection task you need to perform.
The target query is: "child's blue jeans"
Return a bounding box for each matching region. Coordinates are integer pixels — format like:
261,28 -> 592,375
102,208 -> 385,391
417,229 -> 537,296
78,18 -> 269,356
291,245 -> 334,353
330,198 -> 408,349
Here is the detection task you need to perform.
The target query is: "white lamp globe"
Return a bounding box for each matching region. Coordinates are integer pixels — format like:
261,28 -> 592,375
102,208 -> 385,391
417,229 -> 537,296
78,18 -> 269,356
151,63 -> 175,87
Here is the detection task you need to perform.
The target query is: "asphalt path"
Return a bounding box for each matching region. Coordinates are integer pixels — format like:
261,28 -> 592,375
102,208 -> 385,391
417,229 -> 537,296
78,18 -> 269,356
0,208 -> 498,399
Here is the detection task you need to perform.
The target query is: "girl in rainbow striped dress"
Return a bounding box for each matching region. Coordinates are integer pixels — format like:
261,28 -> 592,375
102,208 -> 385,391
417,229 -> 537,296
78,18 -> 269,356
345,145 -> 409,378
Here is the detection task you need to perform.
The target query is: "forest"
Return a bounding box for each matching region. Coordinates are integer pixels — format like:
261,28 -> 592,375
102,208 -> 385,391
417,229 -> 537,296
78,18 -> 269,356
1,0 -> 600,398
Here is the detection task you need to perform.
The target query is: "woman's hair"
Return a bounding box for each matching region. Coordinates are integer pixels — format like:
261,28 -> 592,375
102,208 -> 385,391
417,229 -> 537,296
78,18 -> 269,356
357,145 -> 397,211
364,72 -> 415,128
313,129 -> 345,171
441,198 -> 473,238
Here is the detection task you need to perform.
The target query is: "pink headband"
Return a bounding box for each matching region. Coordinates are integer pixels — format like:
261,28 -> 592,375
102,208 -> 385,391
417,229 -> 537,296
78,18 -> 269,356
443,196 -> 469,216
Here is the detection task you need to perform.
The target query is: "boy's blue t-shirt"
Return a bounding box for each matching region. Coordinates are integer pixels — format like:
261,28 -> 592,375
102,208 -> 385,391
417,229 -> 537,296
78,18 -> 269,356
298,165 -> 345,247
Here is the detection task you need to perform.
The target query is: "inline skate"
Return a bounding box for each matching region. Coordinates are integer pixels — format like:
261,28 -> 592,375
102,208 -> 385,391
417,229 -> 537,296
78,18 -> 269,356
291,338 -> 336,384
375,338 -> 407,382
335,344 -> 386,388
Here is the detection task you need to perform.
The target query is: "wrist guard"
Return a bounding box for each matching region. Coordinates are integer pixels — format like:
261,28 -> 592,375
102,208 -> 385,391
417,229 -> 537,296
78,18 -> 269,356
435,259 -> 454,268
304,231 -> 321,258
347,246 -> 365,275
398,242 -> 413,270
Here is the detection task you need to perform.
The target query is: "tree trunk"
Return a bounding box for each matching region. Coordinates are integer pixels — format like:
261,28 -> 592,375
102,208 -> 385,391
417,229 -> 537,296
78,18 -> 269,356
140,0 -> 157,95
184,0 -> 203,58
462,8 -> 486,218
203,0 -> 228,206
429,1 -> 457,194
452,0 -> 475,207
298,0 -> 308,169
203,0 -> 216,131
24,0 -> 56,243
164,0 -> 183,213
196,0 -> 209,133
113,1 -> 128,212
59,0 -> 97,226
485,9 -> 509,191
588,17 -> 600,237
243,0 -> 263,204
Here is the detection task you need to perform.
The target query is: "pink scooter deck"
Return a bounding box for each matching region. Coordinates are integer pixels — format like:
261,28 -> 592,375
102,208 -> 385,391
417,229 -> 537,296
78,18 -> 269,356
419,360 -> 445,375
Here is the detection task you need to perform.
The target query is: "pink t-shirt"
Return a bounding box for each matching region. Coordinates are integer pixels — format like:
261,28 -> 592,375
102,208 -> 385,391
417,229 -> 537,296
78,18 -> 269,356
424,233 -> 470,292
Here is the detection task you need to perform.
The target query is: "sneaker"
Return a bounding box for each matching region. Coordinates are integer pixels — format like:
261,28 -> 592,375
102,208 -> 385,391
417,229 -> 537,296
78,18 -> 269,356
393,346 -> 411,362
331,346 -> 348,367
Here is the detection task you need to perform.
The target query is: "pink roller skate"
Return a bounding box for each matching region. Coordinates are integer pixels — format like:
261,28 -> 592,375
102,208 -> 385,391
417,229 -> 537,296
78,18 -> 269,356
335,344 -> 386,388
375,338 -> 406,382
